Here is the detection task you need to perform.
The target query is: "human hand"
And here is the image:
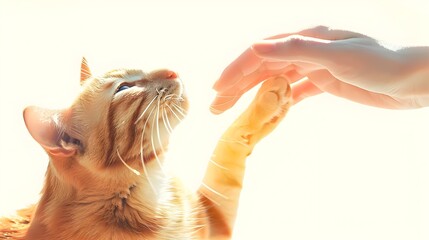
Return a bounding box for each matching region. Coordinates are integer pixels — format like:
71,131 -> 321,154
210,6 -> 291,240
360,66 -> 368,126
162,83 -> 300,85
211,26 -> 429,114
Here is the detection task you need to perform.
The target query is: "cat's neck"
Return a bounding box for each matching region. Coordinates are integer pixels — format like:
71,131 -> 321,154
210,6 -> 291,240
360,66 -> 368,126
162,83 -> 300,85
27,162 -> 170,239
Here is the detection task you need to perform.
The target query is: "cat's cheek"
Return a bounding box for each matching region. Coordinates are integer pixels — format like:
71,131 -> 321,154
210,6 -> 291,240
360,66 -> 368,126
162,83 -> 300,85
49,155 -> 76,179
50,156 -> 94,189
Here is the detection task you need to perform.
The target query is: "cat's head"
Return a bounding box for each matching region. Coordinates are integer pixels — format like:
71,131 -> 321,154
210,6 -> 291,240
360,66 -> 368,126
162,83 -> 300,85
23,58 -> 188,190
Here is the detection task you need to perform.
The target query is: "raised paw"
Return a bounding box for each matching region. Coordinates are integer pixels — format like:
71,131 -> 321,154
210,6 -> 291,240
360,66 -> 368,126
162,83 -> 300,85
226,76 -> 292,147
253,76 -> 291,126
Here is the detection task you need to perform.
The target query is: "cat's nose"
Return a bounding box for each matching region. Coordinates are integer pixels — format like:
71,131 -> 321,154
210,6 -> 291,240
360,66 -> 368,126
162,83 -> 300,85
150,69 -> 178,80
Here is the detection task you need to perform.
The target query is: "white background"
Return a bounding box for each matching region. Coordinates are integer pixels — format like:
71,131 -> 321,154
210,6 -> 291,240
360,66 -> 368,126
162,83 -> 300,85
1,0 -> 428,239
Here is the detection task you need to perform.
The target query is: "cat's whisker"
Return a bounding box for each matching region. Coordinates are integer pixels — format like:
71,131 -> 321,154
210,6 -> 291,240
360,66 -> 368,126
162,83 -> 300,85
171,101 -> 186,111
161,108 -> 172,135
165,93 -> 184,102
198,187 -> 222,207
135,95 -> 157,124
171,103 -> 187,118
150,101 -> 167,176
164,93 -> 175,100
116,149 -> 141,176
140,105 -> 158,196
166,104 -> 183,122
12,62 -> 292,239
172,98 -> 185,104
156,88 -> 168,97
163,108 -> 175,134
155,97 -> 165,155
171,98 -> 185,104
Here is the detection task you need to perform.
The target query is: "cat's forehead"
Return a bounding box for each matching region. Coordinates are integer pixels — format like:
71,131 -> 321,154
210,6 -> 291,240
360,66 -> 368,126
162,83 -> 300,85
103,69 -> 146,82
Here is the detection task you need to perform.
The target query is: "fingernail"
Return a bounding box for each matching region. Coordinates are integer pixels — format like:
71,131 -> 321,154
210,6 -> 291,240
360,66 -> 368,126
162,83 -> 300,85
209,105 -> 223,115
252,41 -> 276,54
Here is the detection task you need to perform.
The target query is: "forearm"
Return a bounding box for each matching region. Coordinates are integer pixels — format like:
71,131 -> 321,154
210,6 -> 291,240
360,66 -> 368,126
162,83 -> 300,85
199,76 -> 292,239
198,121 -> 257,239
398,47 -> 429,101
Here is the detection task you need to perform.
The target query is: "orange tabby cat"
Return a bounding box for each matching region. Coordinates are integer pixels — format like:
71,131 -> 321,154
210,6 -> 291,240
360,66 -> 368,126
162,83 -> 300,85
0,58 -> 292,240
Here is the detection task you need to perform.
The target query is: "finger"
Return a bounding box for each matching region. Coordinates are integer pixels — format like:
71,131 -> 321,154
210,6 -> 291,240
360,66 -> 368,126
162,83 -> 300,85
212,48 -> 262,91
252,35 -> 342,70
213,26 -> 367,92
296,25 -> 369,40
211,60 -> 298,113
210,91 -> 241,115
210,70 -> 304,114
290,78 -> 323,104
307,70 -> 405,109
213,50 -> 303,93
231,65 -> 303,97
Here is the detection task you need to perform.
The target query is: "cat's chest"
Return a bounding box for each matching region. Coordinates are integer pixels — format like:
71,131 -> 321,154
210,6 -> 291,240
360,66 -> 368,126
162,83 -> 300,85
60,190 -> 207,239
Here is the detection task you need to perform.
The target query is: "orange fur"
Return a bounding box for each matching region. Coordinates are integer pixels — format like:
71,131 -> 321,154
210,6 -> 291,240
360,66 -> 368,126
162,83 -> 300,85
0,59 -> 291,240
0,205 -> 33,239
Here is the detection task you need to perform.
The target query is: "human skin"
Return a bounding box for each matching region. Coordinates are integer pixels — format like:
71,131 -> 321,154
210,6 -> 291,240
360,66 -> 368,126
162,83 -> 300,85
210,26 -> 429,113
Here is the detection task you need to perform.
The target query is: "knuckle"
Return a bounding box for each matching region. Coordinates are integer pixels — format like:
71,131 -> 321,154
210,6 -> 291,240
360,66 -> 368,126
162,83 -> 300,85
313,25 -> 330,32
284,35 -> 306,48
304,25 -> 332,36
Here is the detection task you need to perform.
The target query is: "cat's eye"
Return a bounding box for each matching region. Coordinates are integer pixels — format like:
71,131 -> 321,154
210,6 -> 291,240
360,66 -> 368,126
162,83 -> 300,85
61,133 -> 82,147
116,84 -> 132,94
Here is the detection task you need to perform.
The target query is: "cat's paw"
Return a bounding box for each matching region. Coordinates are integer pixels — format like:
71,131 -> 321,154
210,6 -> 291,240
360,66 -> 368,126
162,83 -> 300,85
228,76 -> 292,146
253,76 -> 291,126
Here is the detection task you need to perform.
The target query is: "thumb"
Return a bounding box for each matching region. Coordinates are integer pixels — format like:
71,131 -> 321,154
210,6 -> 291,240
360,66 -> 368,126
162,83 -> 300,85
251,36 -> 337,68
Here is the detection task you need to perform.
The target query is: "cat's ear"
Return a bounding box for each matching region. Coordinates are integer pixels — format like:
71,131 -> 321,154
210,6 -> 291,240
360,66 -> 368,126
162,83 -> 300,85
23,106 -> 77,158
80,57 -> 92,85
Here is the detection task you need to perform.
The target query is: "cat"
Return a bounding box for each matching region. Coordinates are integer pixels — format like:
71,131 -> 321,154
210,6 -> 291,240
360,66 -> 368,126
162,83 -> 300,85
0,58 -> 292,240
